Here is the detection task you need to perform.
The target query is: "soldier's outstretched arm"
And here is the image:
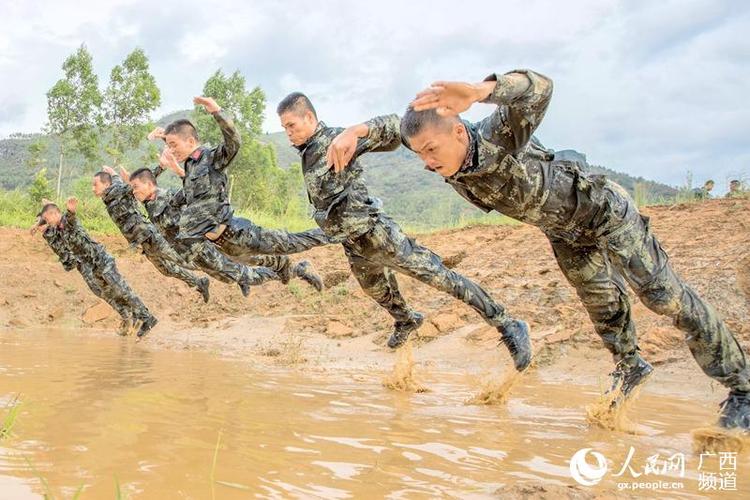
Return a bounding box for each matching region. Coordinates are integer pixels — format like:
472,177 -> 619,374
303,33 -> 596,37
412,70 -> 553,152
194,96 -> 241,170
102,166 -> 131,193
327,114 -> 402,173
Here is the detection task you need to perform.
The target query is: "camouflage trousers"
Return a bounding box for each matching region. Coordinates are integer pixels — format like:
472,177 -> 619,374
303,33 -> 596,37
77,256 -> 153,323
214,217 -> 326,283
141,234 -> 203,290
550,212 -> 750,391
343,214 -> 508,328
182,239 -> 278,286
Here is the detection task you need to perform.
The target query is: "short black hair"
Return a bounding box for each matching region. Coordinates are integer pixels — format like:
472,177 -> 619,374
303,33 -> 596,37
730,179 -> 740,185
705,179 -> 715,185
277,92 -> 317,119
165,119 -> 199,140
130,168 -> 157,185
94,171 -> 112,185
38,203 -> 59,217
400,106 -> 458,148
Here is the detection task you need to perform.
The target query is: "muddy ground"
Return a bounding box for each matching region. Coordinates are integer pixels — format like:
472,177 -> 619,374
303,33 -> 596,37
1,198 -> 749,383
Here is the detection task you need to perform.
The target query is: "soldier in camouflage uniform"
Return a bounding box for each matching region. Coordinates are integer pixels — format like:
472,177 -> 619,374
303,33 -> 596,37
93,167 -> 210,302
155,97 -> 325,291
725,180 -> 746,199
276,92 -> 531,370
125,166 -> 284,296
33,199 -> 157,337
330,69 -> 750,429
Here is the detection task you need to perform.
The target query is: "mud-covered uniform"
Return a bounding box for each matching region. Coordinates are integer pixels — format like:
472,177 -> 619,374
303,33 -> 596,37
172,110 -> 330,257
372,68 -> 749,391
41,211 -> 154,324
294,120 -> 510,330
101,174 -> 205,292
143,187 -> 278,287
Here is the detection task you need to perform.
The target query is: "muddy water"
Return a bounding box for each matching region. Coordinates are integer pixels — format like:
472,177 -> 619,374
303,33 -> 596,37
1,330 -> 748,499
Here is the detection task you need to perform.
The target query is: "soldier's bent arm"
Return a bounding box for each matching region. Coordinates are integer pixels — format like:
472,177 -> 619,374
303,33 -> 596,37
357,114 -> 402,154
212,110 -> 242,170
481,69 -> 553,153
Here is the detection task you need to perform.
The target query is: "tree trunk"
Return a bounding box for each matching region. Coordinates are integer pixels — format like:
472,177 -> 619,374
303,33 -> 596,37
56,145 -> 64,198
228,174 -> 235,203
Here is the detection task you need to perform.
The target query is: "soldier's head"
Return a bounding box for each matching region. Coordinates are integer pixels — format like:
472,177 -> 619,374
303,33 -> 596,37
704,179 -> 715,191
129,168 -> 158,202
277,92 -> 318,146
92,171 -> 112,198
729,179 -> 741,192
164,119 -> 200,162
400,106 -> 467,177
39,203 -> 62,227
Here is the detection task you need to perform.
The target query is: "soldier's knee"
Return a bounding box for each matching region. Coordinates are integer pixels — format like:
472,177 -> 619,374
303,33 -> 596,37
638,280 -> 682,316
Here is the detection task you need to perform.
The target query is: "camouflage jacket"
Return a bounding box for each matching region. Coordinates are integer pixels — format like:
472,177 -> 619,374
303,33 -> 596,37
294,119 -> 397,240
59,210 -> 110,266
143,187 -> 185,244
42,225 -> 78,271
102,174 -> 158,245
176,111 -> 241,240
371,70 -> 633,244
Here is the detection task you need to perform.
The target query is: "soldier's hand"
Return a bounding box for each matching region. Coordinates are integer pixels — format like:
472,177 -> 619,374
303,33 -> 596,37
412,81 -> 485,116
30,219 -> 45,236
102,165 -> 117,176
119,167 -> 131,182
147,126 -> 166,141
327,128 -> 360,173
66,197 -> 78,213
159,148 -> 185,177
193,96 -> 221,114
41,198 -> 54,206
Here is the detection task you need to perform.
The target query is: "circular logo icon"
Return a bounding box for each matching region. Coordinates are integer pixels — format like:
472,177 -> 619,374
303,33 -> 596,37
570,448 -> 608,486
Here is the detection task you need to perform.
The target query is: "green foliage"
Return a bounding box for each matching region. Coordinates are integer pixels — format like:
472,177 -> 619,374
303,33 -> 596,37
103,48 -> 161,166
28,168 -> 54,206
46,44 -> 103,178
0,394 -> 22,440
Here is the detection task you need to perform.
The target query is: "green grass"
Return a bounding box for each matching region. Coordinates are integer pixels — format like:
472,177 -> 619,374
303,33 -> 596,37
0,394 -> 22,440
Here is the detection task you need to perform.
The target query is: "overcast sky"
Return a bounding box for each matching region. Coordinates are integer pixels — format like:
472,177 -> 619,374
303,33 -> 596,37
1,0 -> 748,191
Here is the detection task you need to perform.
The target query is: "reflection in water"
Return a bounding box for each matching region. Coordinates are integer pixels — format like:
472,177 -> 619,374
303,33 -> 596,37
0,329 -> 748,498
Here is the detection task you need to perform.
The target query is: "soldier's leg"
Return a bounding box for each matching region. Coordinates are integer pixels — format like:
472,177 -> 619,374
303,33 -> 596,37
359,217 -> 508,328
344,244 -> 417,325
215,216 -> 330,256
81,263 -> 131,321
217,240 -> 323,291
96,256 -> 157,336
549,238 -> 638,359
141,239 -> 209,302
192,240 -> 278,294
608,214 -> 750,392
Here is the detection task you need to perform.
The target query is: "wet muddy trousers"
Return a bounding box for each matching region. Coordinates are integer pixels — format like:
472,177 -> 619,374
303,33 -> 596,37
342,215 -> 508,328
550,213 -> 750,391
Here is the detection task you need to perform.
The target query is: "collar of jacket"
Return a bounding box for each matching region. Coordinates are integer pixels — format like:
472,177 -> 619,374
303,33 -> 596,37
185,147 -> 206,166
448,120 -> 480,180
295,121 -> 327,155
145,188 -> 168,217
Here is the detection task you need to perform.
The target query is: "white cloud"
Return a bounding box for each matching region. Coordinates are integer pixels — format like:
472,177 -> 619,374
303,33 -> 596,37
0,0 -> 748,191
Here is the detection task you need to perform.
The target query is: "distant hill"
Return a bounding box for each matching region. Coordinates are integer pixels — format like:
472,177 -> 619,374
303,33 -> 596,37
1,112 -> 678,229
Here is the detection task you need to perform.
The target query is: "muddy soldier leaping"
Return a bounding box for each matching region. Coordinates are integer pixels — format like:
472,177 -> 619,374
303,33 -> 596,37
275,92 -> 532,371
31,198 -> 157,338
154,96 -> 328,291
92,166 -> 211,303
329,69 -> 750,431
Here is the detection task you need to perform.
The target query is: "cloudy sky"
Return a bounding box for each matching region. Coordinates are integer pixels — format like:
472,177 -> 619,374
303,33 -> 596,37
1,0 -> 748,191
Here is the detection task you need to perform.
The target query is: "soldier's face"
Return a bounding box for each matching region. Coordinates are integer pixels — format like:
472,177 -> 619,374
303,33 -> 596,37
165,133 -> 198,162
42,207 -> 61,226
407,123 -> 468,177
92,177 -> 109,198
130,179 -> 154,202
279,111 -> 316,146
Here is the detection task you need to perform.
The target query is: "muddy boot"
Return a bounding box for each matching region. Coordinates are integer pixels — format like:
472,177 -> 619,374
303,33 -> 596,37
718,390 -> 750,431
136,315 -> 158,339
196,277 -> 210,303
607,353 -> 653,405
293,260 -> 323,292
387,312 -> 424,349
498,319 -> 532,371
